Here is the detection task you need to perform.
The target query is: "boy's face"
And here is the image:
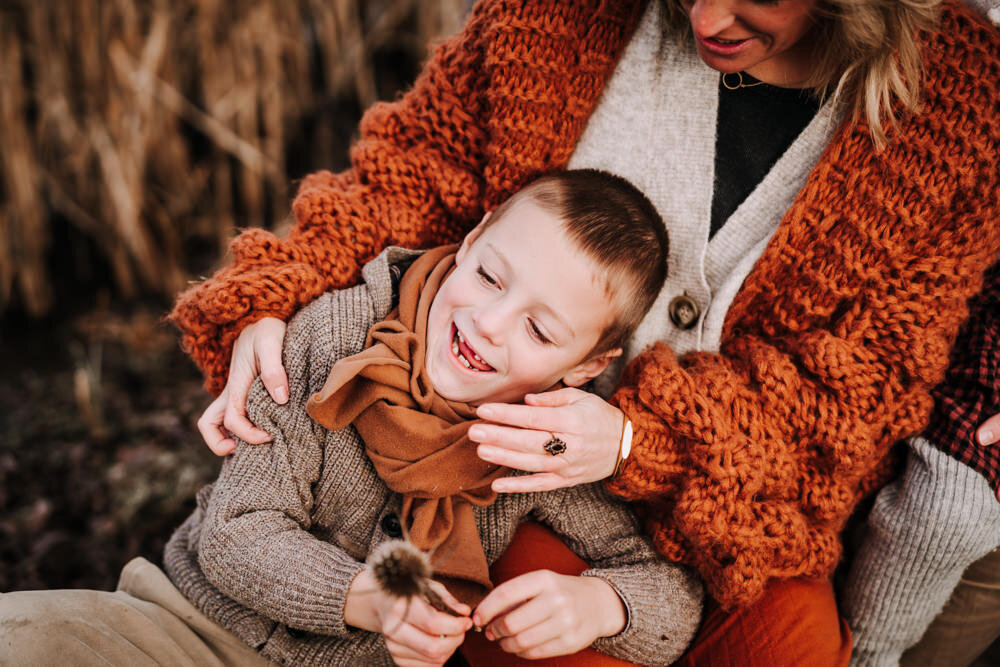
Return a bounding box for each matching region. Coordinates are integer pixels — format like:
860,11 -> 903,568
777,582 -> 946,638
425,199 -> 620,405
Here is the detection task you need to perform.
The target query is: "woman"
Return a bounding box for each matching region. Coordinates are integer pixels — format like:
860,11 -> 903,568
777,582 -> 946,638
174,0 -> 1000,662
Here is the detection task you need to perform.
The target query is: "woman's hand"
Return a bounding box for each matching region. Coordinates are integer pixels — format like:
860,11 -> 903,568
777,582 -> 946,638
196,317 -> 289,455
978,412 -> 1000,446
345,569 -> 472,667
472,570 -> 626,659
470,387 -> 624,493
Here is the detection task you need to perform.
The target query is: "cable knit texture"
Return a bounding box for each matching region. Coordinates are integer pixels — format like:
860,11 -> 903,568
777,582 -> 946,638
169,0 -> 1000,608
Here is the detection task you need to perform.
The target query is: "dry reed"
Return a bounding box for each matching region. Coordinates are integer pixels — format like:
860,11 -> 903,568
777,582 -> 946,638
0,0 -> 471,317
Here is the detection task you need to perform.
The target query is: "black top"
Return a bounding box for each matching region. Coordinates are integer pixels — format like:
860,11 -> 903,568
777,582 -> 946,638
710,72 -> 821,239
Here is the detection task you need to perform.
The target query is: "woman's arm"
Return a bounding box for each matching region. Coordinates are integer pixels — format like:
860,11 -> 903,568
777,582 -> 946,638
170,5 -> 496,395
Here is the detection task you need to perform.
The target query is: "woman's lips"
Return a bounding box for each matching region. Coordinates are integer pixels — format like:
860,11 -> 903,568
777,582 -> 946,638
450,323 -> 495,372
697,34 -> 754,56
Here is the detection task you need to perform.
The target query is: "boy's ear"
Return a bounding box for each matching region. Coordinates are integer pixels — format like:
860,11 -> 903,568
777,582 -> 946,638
456,210 -> 492,264
561,347 -> 622,388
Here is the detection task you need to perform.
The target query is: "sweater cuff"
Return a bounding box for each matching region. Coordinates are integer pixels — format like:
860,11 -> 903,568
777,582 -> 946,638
582,565 -> 703,666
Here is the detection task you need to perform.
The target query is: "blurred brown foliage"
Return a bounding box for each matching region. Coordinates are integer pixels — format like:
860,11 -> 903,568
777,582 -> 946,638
0,0 -> 470,318
0,0 -> 470,592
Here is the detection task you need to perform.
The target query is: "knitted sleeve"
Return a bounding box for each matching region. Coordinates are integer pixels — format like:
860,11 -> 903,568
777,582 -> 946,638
168,5 -> 494,395
533,483 -> 704,666
197,288 -> 380,638
923,262 -> 1000,493
608,8 -> 1000,609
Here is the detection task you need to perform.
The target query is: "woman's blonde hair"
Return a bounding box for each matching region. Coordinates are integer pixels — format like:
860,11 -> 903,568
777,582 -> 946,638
659,0 -> 942,147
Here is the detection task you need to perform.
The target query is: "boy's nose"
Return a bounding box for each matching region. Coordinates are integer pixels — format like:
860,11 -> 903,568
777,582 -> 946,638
688,0 -> 738,38
471,304 -> 511,346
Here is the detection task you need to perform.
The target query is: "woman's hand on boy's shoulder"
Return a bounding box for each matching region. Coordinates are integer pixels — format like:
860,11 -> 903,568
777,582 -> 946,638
197,317 -> 288,455
471,387 -> 624,493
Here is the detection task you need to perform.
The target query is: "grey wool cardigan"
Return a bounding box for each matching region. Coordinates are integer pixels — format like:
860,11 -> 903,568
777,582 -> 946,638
164,247 -> 704,666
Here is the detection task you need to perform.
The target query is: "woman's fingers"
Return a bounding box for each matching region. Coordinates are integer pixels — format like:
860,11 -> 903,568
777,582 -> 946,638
254,318 -> 289,404
492,473 -> 566,493
978,412 -> 1000,446
476,402 -> 570,433
522,387 -> 583,407
223,378 -> 272,444
476,443 -> 562,473
196,391 -> 236,456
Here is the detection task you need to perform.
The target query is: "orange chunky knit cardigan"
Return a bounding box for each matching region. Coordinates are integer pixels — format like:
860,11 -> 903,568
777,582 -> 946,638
170,0 -> 1000,608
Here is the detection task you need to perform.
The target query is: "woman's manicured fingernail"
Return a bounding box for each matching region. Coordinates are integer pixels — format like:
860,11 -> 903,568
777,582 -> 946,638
485,629 -> 495,641
980,429 -> 996,445
274,386 -> 288,403
477,405 -> 494,419
468,425 -> 484,440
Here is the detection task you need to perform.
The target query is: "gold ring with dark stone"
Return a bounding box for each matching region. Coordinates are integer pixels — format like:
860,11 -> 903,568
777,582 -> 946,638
543,437 -> 567,456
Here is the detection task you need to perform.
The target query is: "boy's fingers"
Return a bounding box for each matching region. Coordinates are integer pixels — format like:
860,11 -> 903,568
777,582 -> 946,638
385,621 -> 463,662
977,412 -> 1000,446
425,580 -> 471,617
405,598 -> 472,637
473,573 -> 541,628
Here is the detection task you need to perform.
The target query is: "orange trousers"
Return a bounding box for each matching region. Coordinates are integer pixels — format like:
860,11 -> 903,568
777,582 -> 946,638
461,523 -> 851,666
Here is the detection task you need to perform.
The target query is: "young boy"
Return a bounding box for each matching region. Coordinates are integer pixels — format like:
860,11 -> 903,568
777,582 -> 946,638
0,170 -> 703,666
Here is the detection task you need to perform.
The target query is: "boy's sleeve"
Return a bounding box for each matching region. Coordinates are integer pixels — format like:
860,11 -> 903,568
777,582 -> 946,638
195,289 -> 377,637
532,484 -> 704,666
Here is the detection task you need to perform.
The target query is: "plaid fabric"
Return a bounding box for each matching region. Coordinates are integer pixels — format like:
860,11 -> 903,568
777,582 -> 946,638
924,261 -> 1000,495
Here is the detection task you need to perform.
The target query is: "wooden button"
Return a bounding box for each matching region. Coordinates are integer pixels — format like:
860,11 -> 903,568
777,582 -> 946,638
668,295 -> 700,330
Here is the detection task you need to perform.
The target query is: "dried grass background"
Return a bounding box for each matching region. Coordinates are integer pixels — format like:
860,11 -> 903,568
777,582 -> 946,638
0,0 -> 470,593
0,0 -> 472,318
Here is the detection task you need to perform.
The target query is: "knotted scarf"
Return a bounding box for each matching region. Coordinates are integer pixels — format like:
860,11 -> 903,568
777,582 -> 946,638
306,245 -> 508,605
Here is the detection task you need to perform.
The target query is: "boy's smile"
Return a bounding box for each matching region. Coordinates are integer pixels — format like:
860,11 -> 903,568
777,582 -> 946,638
424,200 -> 618,405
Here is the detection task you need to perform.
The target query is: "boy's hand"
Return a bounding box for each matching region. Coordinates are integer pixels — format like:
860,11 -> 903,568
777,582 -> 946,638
197,317 -> 288,455
472,570 -> 626,659
472,387 -> 624,492
346,570 -> 472,667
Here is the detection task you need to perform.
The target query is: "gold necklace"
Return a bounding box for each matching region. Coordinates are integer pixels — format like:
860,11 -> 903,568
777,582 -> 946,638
721,72 -> 765,90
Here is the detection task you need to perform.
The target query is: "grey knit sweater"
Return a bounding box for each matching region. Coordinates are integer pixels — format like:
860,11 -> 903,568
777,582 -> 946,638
164,247 -> 704,666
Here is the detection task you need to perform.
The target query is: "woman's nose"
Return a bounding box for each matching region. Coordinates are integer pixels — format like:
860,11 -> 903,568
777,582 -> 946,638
687,0 -> 738,38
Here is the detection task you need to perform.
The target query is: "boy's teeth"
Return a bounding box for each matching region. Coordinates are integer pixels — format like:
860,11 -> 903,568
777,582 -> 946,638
452,328 -> 490,370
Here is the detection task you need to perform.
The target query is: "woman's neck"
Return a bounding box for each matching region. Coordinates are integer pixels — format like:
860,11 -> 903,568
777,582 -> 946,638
743,40 -> 818,89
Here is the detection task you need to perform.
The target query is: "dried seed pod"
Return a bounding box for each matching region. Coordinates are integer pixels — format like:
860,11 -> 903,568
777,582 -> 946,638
365,539 -> 464,616
366,539 -> 433,600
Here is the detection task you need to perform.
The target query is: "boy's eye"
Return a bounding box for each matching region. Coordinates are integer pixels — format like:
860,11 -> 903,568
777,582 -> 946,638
477,266 -> 499,287
528,319 -> 552,345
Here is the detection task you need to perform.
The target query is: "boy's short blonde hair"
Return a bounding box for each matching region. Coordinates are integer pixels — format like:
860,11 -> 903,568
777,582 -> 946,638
486,169 -> 669,353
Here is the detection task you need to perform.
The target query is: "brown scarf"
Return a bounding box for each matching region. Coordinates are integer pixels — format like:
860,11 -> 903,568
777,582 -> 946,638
306,245 -> 508,605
